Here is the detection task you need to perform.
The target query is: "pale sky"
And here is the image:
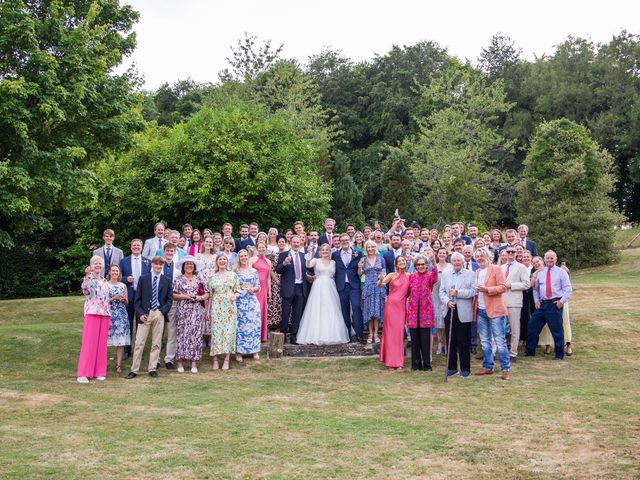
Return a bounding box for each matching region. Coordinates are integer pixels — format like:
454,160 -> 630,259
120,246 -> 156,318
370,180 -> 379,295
119,0 -> 639,90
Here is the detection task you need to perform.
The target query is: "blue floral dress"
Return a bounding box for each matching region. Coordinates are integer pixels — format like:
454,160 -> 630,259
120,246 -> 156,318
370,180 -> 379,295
236,269 -> 261,354
107,282 -> 130,346
362,256 -> 387,328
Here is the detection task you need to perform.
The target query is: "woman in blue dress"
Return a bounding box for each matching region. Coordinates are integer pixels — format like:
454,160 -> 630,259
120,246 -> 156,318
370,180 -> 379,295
234,250 -> 261,361
358,240 -> 387,344
106,265 -> 130,374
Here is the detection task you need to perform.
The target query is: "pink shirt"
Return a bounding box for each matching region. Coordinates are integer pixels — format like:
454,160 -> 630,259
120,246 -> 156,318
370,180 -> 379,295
81,274 -> 111,316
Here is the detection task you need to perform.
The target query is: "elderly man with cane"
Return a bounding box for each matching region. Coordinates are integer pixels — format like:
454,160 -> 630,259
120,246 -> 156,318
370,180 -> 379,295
439,252 -> 477,380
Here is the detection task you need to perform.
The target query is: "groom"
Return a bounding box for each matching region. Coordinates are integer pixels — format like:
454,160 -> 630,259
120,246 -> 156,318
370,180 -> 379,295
332,233 -> 364,342
276,235 -> 308,344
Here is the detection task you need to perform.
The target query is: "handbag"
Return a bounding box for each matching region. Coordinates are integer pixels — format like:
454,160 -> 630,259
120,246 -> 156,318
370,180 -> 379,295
197,282 -> 206,308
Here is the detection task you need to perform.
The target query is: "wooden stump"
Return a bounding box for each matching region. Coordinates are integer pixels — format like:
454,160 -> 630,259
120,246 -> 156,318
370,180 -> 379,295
267,332 -> 285,359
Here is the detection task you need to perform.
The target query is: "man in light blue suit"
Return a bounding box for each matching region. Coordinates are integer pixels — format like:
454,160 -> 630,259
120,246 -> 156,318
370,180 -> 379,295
142,222 -> 168,259
439,252 -> 477,378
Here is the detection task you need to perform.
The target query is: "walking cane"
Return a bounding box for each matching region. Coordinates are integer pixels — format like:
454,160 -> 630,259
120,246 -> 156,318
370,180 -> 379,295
444,304 -> 455,383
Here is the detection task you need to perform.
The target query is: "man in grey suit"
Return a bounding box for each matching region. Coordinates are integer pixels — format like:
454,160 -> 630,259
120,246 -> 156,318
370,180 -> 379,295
439,252 -> 477,378
142,222 -> 167,259
92,229 -> 124,278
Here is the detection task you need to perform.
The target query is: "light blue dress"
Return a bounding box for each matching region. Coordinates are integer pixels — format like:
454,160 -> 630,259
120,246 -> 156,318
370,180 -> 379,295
236,269 -> 261,354
107,282 -> 130,346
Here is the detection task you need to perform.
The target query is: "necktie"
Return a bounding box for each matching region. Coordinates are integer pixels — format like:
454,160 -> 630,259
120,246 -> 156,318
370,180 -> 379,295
545,267 -> 552,298
104,247 -> 112,275
293,252 -> 301,281
158,238 -> 162,250
134,257 -> 140,285
151,275 -> 159,309
505,262 -> 511,278
327,233 -> 332,245
466,261 -> 470,270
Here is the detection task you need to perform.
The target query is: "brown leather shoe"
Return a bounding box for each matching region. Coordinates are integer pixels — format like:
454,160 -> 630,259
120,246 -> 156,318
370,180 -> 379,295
501,371 -> 510,380
475,369 -> 494,375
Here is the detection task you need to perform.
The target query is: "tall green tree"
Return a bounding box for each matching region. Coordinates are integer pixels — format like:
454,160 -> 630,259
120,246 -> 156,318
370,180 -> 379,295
72,100 -> 332,245
376,148 -> 416,225
330,152 -> 364,228
408,63 -> 514,225
516,119 -> 625,268
0,0 -> 143,247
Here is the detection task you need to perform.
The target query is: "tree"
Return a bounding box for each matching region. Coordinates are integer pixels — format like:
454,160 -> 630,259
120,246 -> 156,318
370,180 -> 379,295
71,100 -> 332,245
376,148 -> 416,225
0,0 -> 143,247
408,63 -> 514,225
516,119 -> 625,268
220,33 -> 283,82
146,79 -> 213,126
330,152 -> 364,228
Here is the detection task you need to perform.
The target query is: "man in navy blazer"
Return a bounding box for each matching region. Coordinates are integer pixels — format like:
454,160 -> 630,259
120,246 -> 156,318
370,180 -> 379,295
383,234 -> 403,275
517,224 -> 539,257
332,233 -> 364,342
119,238 -> 151,359
317,218 -> 336,247
276,235 -> 308,343
126,256 -> 173,379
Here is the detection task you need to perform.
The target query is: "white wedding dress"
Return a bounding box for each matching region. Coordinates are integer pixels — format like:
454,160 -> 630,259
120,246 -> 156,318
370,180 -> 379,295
296,258 -> 350,345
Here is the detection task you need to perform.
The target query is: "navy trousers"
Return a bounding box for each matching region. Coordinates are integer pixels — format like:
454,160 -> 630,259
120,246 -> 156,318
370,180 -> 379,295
280,284 -> 305,338
338,283 -> 363,338
525,301 -> 565,359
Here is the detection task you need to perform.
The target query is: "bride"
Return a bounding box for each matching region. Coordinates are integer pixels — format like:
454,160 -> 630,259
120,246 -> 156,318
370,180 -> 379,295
296,243 -> 350,345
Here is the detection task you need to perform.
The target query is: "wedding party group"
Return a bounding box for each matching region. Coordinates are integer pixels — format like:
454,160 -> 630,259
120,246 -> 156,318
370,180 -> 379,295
76,216 -> 573,383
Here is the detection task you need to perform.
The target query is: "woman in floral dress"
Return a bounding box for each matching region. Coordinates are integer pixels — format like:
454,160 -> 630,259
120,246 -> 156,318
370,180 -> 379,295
235,250 -> 262,361
106,265 -> 129,374
208,253 -> 240,371
267,235 -> 288,329
173,256 -> 207,373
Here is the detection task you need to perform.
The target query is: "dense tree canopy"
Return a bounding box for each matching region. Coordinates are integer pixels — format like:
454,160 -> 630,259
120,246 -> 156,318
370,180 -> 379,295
0,0 -> 143,248
1,3 -> 638,298
516,119 -> 624,268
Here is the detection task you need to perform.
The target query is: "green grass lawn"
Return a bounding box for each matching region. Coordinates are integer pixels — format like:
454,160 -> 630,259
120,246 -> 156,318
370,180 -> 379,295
1,250 -> 639,479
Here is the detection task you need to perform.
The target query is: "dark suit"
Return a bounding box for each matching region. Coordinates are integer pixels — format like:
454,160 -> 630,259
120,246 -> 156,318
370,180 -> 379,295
276,250 -> 308,340
134,273 -> 173,319
523,239 -> 539,258
318,232 -> 335,247
234,236 -> 250,253
383,250 -> 398,274
119,255 -> 151,353
453,235 -> 472,246
332,249 -> 364,338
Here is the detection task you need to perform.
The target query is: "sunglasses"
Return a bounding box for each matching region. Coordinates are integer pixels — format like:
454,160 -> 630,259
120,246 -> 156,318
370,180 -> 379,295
506,250 -> 516,254
415,263 -> 426,267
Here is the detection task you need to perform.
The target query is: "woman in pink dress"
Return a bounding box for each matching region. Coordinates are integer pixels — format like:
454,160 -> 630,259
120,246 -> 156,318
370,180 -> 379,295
250,241 -> 272,342
378,256 -> 410,370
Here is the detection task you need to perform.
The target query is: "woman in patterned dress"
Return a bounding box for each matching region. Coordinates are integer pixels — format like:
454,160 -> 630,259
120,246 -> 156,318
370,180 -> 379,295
250,241 -> 271,342
197,241 -> 216,347
208,253 -> 240,371
267,235 -> 288,328
359,240 -> 386,344
106,265 -> 129,374
407,256 -> 438,371
77,256 -> 111,384
235,250 -> 262,361
173,256 -> 207,373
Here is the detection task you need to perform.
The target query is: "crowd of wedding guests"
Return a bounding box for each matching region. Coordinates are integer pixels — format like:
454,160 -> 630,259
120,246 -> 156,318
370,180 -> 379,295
76,216 -> 573,383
